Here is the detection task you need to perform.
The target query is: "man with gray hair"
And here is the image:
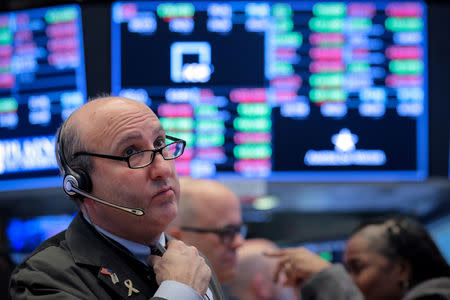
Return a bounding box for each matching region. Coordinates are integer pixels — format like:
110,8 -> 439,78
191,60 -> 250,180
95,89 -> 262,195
167,177 -> 245,285
10,97 -> 223,299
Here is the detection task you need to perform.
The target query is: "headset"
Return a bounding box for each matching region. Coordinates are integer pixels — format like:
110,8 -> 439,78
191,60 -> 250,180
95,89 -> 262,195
56,127 -> 145,216
54,125 -> 171,264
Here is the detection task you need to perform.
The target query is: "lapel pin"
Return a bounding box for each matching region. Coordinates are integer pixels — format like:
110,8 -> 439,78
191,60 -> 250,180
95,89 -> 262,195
124,279 -> 140,296
101,267 -> 119,285
110,273 -> 119,284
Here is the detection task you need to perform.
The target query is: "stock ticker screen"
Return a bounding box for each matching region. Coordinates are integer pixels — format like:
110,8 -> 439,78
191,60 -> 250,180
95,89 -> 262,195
0,5 -> 87,191
112,1 -> 427,181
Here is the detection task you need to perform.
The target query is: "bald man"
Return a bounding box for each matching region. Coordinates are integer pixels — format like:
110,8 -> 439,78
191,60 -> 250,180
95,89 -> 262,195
10,97 -> 224,300
167,177 -> 245,285
226,239 -> 299,300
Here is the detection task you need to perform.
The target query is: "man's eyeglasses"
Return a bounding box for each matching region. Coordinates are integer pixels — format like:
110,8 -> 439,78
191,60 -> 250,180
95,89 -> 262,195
73,135 -> 186,169
181,224 -> 247,245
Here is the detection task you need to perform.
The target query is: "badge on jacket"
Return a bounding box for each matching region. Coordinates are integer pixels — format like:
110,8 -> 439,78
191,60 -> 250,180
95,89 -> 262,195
100,267 -> 119,284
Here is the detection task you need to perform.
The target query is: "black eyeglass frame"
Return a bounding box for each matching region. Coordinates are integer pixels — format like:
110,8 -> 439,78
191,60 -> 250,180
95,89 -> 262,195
73,135 -> 186,169
180,224 -> 247,245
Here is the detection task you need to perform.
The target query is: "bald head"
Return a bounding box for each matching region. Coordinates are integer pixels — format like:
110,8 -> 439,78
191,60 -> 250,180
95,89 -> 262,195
168,177 -> 244,283
65,97 -> 151,134
58,96 -> 181,244
58,97 -> 154,176
70,98 -> 153,146
234,239 -> 279,283
172,177 -> 241,227
227,239 -> 298,300
238,238 -> 279,261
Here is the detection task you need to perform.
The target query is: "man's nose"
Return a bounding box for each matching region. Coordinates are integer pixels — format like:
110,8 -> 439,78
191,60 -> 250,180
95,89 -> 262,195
230,232 -> 245,249
148,152 -> 173,180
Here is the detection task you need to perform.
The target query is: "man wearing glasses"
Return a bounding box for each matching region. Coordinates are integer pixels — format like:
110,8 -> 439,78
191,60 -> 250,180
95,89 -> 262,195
167,177 -> 246,286
10,97 -> 223,300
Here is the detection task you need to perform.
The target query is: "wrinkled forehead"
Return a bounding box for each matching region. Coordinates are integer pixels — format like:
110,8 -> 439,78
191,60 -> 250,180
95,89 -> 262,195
85,98 -> 153,121
72,98 -> 159,147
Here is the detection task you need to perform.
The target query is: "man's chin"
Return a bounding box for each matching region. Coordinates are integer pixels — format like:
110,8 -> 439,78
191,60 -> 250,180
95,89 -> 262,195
153,201 -> 178,223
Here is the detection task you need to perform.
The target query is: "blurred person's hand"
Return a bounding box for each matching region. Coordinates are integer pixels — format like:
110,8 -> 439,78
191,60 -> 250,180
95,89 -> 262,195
149,240 -> 211,295
266,247 -> 331,287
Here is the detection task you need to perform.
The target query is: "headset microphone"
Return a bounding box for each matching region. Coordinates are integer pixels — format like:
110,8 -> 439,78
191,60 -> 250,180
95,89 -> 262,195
64,175 -> 145,216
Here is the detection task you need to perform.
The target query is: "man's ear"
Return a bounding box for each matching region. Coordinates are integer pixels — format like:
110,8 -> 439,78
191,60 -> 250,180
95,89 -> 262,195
394,257 -> 412,283
167,227 -> 183,239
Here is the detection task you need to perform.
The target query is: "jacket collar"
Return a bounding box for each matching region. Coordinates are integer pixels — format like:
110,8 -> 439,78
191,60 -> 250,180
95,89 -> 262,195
66,213 -> 132,267
66,213 -> 158,299
66,213 -> 225,300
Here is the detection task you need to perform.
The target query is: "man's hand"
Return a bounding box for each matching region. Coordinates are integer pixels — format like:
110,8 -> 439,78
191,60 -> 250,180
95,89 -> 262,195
149,240 -> 211,296
266,247 -> 331,287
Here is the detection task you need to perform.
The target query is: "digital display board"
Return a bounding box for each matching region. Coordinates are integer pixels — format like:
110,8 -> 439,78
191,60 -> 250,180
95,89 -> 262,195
112,1 -> 427,181
0,5 -> 87,191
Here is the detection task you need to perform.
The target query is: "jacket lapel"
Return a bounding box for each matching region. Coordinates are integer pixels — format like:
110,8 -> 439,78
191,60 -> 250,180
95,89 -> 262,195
66,214 -> 158,299
67,214 -> 224,299
96,266 -> 150,299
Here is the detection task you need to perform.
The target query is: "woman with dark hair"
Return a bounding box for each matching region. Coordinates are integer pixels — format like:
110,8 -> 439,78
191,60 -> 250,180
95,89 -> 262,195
267,216 -> 450,300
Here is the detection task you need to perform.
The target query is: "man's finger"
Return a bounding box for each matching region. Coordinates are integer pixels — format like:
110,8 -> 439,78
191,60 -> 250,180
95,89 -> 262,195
265,249 -> 291,257
148,254 -> 161,266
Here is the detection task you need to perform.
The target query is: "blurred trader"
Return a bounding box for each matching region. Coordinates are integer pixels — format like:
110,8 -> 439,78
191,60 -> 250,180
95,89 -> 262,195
10,97 -> 224,299
167,177 -> 245,287
226,238 -> 298,300
267,216 -> 450,300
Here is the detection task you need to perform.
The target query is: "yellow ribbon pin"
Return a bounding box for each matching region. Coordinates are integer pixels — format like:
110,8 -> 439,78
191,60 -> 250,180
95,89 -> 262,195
124,279 -> 140,296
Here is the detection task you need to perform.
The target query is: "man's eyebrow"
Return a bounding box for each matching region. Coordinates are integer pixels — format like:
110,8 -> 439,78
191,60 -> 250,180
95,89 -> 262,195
155,126 -> 165,137
113,127 -> 166,152
113,132 -> 143,152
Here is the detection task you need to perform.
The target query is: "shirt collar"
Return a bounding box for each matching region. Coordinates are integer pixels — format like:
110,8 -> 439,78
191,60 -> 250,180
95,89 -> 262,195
83,214 -> 165,265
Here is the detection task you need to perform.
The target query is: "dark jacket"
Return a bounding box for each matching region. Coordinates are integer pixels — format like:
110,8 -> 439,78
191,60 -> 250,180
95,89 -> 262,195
9,213 -> 224,300
301,264 -> 450,300
404,277 -> 450,300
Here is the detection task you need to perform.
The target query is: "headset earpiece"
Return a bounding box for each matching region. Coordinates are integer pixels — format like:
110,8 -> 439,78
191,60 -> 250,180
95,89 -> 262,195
56,126 -> 145,216
69,168 -> 92,193
57,127 -> 92,198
